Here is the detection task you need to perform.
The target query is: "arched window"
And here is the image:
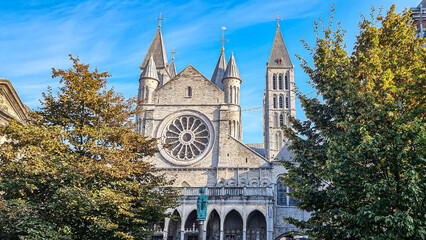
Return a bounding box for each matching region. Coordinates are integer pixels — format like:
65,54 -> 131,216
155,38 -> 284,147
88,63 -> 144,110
187,86 -> 192,97
273,95 -> 277,108
230,87 -> 233,103
277,179 -> 286,206
279,95 -> 284,108
273,75 -> 277,90
279,74 -> 283,89
280,114 -> 284,126
286,96 -> 289,108
285,74 -> 289,90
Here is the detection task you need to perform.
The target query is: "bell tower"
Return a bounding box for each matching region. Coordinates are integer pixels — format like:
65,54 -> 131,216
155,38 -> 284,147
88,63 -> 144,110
263,18 -> 295,160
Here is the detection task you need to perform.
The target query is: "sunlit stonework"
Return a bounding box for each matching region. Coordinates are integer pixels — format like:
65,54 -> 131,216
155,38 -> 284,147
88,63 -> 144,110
163,115 -> 210,161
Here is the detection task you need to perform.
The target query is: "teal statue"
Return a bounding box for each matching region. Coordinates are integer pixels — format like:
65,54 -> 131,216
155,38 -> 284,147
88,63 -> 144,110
197,187 -> 208,220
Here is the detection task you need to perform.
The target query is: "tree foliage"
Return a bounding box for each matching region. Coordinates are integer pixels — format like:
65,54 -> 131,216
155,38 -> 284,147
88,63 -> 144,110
0,55 -> 177,240
282,5 -> 425,239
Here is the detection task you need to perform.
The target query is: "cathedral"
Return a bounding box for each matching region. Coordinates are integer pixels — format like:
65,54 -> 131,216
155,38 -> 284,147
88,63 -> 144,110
137,19 -> 309,240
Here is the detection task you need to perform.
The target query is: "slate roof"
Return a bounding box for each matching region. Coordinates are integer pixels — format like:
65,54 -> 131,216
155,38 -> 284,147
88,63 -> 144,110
267,27 -> 292,68
210,50 -> 227,89
223,52 -> 241,80
140,55 -> 159,80
140,28 -> 168,70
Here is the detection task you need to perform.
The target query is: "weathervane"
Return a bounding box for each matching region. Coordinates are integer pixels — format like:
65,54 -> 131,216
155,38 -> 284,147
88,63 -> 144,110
170,47 -> 178,61
274,13 -> 283,28
218,26 -> 228,52
156,12 -> 165,28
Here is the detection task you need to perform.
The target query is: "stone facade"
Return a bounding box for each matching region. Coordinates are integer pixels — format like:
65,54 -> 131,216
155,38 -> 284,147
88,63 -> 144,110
0,78 -> 29,143
137,25 -> 309,240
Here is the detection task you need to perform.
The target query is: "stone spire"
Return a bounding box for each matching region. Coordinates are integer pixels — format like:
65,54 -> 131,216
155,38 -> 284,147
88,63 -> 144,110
140,55 -> 159,80
169,48 -> 178,78
223,52 -> 241,80
169,60 -> 177,78
140,28 -> 169,70
211,51 -> 227,89
267,27 -> 292,68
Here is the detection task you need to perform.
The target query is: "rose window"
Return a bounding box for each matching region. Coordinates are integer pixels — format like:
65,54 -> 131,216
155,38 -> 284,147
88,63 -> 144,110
162,115 -> 210,161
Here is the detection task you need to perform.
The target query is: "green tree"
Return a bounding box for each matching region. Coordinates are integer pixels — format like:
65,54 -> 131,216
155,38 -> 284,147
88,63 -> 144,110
0,55 -> 177,240
282,5 -> 425,239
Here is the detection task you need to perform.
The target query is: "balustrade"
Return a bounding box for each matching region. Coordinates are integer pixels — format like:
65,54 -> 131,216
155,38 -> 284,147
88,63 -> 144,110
172,186 -> 273,197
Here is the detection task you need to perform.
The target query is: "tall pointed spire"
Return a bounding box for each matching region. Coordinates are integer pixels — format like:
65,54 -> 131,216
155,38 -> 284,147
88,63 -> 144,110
267,27 -> 292,68
140,28 -> 169,70
211,51 -> 227,89
211,27 -> 228,89
223,52 -> 241,80
140,55 -> 159,80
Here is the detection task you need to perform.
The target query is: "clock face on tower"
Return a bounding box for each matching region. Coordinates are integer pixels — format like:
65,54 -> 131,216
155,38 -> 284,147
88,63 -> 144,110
158,111 -> 214,166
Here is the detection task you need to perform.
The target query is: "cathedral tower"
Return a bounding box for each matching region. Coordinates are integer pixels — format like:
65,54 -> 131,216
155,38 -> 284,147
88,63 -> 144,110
139,25 -> 171,86
263,24 -> 295,160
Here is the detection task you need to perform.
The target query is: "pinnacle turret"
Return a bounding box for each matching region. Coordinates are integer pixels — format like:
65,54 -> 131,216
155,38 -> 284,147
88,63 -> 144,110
140,55 -> 159,80
169,60 -> 177,78
223,53 -> 241,81
211,51 -> 227,89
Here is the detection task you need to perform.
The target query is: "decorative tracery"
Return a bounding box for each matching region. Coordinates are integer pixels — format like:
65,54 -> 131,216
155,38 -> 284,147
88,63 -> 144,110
163,115 -> 210,161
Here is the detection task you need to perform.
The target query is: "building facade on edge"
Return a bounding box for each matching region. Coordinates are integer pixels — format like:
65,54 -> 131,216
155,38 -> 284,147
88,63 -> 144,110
137,21 -> 309,240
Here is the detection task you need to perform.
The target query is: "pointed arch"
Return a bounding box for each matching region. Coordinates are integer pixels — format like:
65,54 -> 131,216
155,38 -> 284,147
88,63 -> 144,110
279,74 -> 283,89
184,210 -> 198,230
168,210 -> 182,240
247,210 -> 267,240
273,95 -> 277,109
180,181 -> 190,187
207,209 -> 220,240
272,74 -> 277,90
286,96 -> 290,108
279,95 -> 284,108
224,210 -> 243,240
280,114 -> 284,126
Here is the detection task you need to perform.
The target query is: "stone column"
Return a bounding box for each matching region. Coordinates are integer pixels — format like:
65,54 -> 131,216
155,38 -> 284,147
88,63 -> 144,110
220,212 -> 224,240
164,218 -> 170,240
266,204 -> 273,240
198,220 -> 205,240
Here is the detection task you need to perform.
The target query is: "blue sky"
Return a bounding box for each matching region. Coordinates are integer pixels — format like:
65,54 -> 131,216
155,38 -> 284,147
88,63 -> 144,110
0,0 -> 421,143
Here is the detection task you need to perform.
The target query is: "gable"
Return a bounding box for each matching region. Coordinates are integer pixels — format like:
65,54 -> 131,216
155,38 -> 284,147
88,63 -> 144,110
0,79 -> 29,125
154,65 -> 224,105
219,135 -> 269,168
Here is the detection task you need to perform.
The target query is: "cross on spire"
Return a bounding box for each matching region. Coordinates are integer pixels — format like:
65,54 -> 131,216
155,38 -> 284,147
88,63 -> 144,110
274,13 -> 283,28
170,47 -> 178,61
156,12 -> 165,28
218,26 -> 228,52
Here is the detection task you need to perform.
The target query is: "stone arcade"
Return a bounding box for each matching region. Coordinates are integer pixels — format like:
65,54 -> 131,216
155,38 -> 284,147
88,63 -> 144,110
137,19 -> 309,240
